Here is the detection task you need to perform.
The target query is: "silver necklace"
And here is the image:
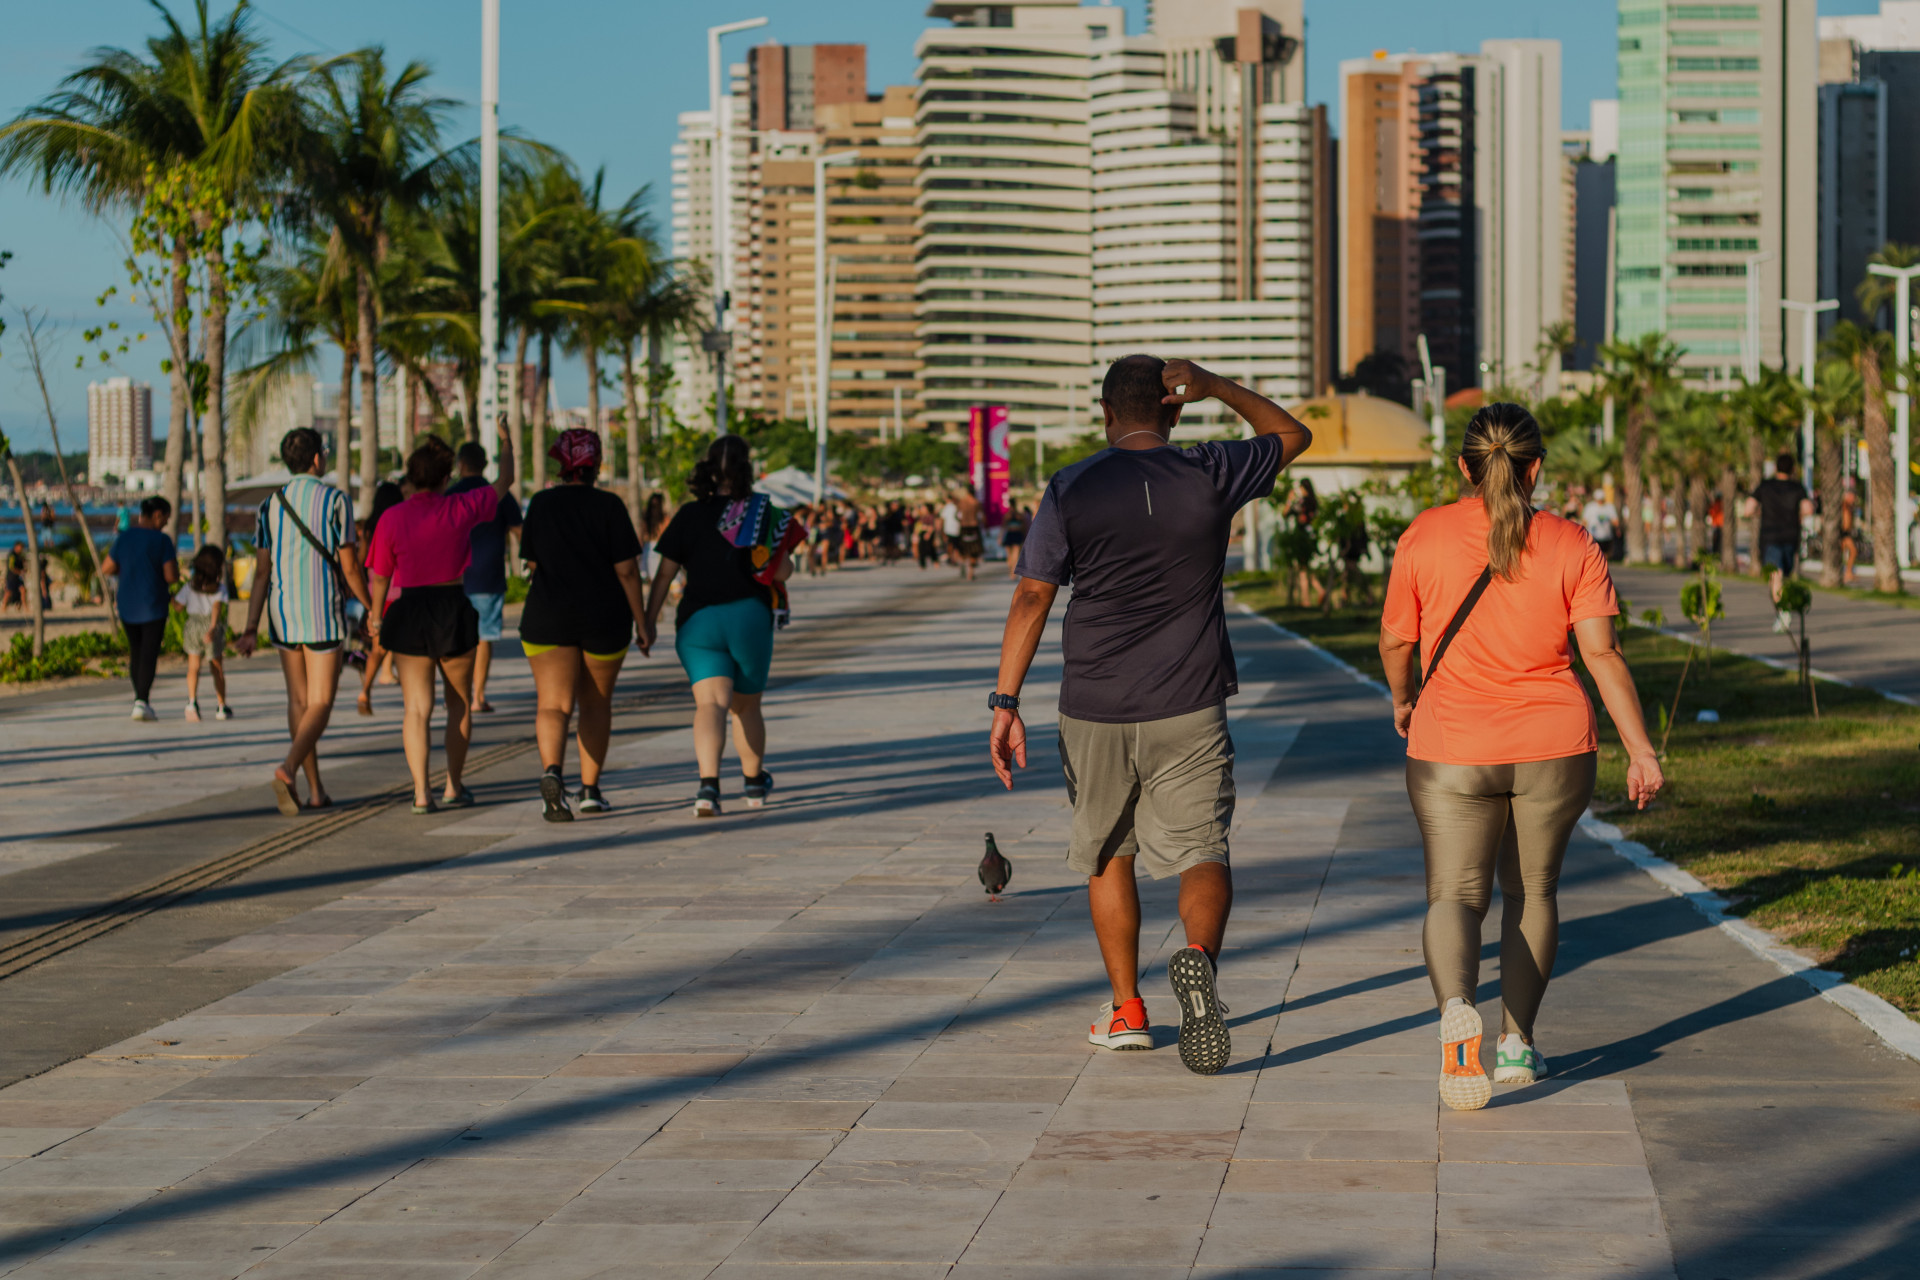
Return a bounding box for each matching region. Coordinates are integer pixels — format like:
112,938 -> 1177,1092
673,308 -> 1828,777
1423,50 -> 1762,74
1110,430 -> 1168,447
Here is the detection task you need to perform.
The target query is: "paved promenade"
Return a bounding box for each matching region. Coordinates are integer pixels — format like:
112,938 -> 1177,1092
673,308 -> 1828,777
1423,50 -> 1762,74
1611,565 -> 1920,703
0,568 -> 1916,1278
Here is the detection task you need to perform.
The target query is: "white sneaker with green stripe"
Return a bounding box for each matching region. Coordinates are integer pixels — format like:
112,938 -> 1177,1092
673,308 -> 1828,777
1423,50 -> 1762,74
1494,1032 -> 1547,1085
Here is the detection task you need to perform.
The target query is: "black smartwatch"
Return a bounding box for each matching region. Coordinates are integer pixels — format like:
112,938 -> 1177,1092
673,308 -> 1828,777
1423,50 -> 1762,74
987,692 -> 1020,712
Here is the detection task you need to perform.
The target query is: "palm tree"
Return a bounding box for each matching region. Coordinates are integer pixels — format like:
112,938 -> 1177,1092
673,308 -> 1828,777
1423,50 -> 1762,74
609,258 -> 704,529
1851,242 -> 1918,593
231,231 -> 359,490
297,47 -> 450,509
1,0 -> 300,547
1533,319 -> 1578,399
1804,359 -> 1863,588
1599,333 -> 1683,563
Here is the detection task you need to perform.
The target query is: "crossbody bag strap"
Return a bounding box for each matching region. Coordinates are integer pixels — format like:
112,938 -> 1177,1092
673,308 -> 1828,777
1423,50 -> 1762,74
1412,564 -> 1494,707
273,487 -> 350,595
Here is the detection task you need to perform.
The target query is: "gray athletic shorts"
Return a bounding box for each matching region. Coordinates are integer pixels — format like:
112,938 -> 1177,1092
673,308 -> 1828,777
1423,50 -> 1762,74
1057,703 -> 1236,879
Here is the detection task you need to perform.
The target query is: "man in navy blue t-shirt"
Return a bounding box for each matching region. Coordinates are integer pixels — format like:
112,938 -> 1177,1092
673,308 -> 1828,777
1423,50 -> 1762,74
102,495 -> 179,721
450,439 -> 523,713
989,355 -> 1312,1074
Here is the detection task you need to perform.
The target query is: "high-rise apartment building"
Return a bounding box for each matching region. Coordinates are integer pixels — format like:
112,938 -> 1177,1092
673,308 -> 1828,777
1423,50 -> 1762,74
86,377 -> 153,482
1614,0 -> 1816,376
1090,1 -> 1331,419
741,84 -> 922,435
1819,4 -> 1920,328
1339,42 -> 1567,393
749,44 -> 866,131
915,0 -> 1121,432
1571,103 -> 1619,370
669,65 -> 752,425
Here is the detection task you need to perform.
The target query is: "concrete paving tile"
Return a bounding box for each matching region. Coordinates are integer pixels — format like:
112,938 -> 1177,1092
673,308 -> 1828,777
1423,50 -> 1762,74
1437,1128 -> 1649,1166
1231,1130 -> 1439,1162
1191,1219 -> 1438,1270
1,1258 -> 254,1280
1433,1228 -> 1674,1273
95,1099 -> 321,1129
0,1105 -> 122,1130
114,1184 -> 359,1224
35,1218 -> 311,1265
826,1128 -> 1034,1164
1241,1103 -> 1435,1132
1188,1271 -> 1430,1280
555,1054 -> 745,1078
0,1156 -> 217,1190
860,1105 -> 1059,1136
547,1184 -> 788,1225
440,1126 -> 647,1162
40,1126 -> 271,1162
254,1221 -> 524,1266
0,1133 -> 85,1160
1027,1129 -> 1239,1162
1437,1192 -> 1665,1234
1008,1158 -> 1227,1192
1436,1102 -> 1637,1134
1047,1099 -> 1251,1132
663,1101 -> 868,1132
960,1188 -> 1216,1265
580,1158 -> 817,1192
158,1076 -> 366,1102
708,1265 -> 949,1280
631,1131 -> 843,1161
700,1076 -> 895,1102
0,1188 -> 155,1226
800,1159 -> 1017,1191
730,1187 -> 1000,1264
1222,1159 -> 1436,1194
484,1220 -> 762,1268
1438,1162 -> 1656,1197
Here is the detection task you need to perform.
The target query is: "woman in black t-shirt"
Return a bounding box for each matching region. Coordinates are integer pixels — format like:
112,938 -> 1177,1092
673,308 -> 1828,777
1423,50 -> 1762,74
644,435 -> 796,818
518,429 -> 648,822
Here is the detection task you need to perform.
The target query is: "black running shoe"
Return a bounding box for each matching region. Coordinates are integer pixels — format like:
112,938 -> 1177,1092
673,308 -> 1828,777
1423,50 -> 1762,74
577,784 -> 610,814
693,783 -> 721,818
743,771 -> 774,808
539,771 -> 573,823
1168,944 -> 1230,1075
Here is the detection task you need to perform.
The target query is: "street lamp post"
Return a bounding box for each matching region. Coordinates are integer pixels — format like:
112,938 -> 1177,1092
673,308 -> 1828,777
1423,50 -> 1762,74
1868,261 -> 1919,568
1780,298 -> 1838,491
813,150 -> 858,504
708,18 -> 769,437
478,0 -> 500,454
1740,251 -> 1772,384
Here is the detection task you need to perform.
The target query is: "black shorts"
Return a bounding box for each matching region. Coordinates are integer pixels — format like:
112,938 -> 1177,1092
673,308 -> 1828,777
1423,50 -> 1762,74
382,584 -> 478,659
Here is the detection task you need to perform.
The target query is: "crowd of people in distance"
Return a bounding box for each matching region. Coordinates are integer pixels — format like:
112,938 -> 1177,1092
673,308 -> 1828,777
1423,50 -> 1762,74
792,490 -> 1033,583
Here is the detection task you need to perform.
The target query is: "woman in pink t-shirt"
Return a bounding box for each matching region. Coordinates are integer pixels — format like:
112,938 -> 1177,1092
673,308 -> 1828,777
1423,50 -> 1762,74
1378,403 -> 1662,1113
367,426 -> 514,813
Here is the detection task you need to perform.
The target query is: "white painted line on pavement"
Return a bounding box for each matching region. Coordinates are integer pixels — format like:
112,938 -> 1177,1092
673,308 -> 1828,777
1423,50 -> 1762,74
1580,813 -> 1920,1064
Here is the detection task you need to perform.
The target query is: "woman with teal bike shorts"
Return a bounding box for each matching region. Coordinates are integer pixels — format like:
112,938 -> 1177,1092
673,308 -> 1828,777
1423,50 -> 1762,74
644,436 -> 804,817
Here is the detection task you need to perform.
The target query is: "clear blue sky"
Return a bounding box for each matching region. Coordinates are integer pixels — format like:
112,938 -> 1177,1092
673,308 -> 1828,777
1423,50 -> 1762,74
0,0 -> 1881,452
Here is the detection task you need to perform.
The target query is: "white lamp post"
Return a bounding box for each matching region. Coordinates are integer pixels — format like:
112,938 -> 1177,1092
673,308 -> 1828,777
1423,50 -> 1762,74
1740,251 -> 1772,384
708,18 -> 768,436
1868,261 -> 1920,568
813,150 -> 858,504
478,0 -> 500,448
1780,299 -> 1838,491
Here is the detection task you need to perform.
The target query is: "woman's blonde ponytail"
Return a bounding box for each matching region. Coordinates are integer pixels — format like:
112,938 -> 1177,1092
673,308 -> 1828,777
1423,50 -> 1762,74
1459,402 -> 1544,581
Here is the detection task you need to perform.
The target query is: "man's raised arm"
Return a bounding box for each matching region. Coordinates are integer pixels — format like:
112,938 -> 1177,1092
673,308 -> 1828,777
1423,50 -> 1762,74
1160,358 -> 1312,468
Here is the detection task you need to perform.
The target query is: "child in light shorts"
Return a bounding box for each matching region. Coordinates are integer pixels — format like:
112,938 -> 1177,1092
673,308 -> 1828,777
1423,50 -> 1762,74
173,544 -> 233,721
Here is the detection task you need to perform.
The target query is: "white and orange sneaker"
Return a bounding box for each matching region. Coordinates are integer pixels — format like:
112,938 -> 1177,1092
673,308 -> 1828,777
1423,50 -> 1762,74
1088,996 -> 1153,1050
1438,997 -> 1492,1111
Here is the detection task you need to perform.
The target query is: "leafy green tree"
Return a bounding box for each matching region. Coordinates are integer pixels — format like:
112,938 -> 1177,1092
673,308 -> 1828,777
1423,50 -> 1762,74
1599,333 -> 1683,563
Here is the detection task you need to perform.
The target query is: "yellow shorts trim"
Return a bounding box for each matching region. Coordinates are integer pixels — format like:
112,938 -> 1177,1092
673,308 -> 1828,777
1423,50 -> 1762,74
522,642 -> 626,663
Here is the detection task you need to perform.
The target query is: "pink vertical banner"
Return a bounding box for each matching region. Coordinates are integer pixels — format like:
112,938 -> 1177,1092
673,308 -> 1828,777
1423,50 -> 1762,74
969,404 -> 1010,528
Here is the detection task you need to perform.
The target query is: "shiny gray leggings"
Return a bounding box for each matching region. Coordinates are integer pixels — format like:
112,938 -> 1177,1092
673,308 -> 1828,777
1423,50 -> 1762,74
1405,753 -> 1597,1039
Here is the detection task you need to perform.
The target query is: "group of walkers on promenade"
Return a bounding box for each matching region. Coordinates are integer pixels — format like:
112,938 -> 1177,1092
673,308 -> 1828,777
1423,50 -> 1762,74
182,421 -> 798,824
990,355 -> 1663,1107
93,349 -> 1667,1109
792,490 -> 1028,583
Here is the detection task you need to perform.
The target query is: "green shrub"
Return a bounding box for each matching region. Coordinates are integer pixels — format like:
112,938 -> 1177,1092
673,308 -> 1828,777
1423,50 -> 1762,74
0,628 -> 129,682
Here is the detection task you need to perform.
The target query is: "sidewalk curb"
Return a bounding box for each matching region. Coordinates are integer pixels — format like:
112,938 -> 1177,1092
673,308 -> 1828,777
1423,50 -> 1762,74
1229,595 -> 1920,1064
1577,814 -> 1920,1064
1625,617 -> 1920,707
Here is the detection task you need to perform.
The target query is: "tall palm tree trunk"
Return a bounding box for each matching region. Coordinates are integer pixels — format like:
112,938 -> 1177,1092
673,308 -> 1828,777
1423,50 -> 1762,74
201,237 -> 231,551
647,319 -> 665,443
1719,464 -> 1741,573
159,239 -> 194,544
1622,407 -> 1648,563
355,266 -> 381,510
1647,472 -> 1668,565
509,329 -> 530,498
534,333 -> 553,488
336,345 -> 356,495
619,337 -> 643,530
5,453 -> 45,657
1817,419 -> 1846,588
583,342 -> 604,473
1859,353 -> 1903,593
